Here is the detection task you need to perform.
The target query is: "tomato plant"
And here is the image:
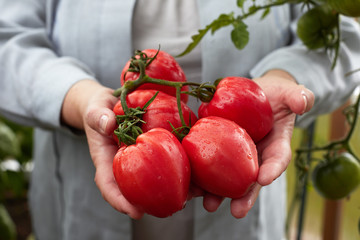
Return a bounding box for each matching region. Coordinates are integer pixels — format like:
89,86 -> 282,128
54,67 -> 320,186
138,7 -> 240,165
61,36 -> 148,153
113,128 -> 191,218
182,116 -> 258,199
312,152 -> 360,199
326,0 -> 360,17
296,4 -> 339,50
198,77 -> 273,143
121,49 -> 189,102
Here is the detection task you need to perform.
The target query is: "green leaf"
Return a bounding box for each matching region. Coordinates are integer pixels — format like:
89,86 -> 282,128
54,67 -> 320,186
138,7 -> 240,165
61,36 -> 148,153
237,0 -> 246,8
5,171 -> 27,197
177,13 -> 235,57
0,204 -> 16,240
0,117 -> 33,163
176,29 -> 208,57
0,121 -> 20,160
209,13 -> 235,34
248,5 -> 258,13
261,7 -> 271,20
231,19 -> 249,50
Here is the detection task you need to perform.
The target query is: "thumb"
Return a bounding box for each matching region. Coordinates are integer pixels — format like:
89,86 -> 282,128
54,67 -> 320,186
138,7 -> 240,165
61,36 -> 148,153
85,108 -> 117,136
284,85 -> 314,115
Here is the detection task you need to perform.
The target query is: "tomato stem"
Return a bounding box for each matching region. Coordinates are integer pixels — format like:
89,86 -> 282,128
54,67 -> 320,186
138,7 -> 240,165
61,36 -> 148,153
112,49 -> 220,143
330,13 -> 340,70
114,92 -> 159,146
295,93 -> 360,163
112,51 -> 218,135
176,86 -> 187,128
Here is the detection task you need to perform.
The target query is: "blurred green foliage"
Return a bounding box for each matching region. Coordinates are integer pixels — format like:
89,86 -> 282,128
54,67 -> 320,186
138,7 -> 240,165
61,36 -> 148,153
0,117 -> 33,240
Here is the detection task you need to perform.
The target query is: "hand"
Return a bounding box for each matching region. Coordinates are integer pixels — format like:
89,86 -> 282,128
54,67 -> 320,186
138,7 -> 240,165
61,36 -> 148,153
61,80 -> 144,219
200,70 -> 314,218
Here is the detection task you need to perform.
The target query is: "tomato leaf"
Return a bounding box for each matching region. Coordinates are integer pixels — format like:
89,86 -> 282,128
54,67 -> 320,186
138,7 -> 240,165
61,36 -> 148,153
0,204 -> 16,240
231,19 -> 249,50
176,13 -> 235,57
0,121 -> 20,160
261,7 -> 271,20
248,5 -> 258,13
209,13 -> 235,34
236,0 -> 246,8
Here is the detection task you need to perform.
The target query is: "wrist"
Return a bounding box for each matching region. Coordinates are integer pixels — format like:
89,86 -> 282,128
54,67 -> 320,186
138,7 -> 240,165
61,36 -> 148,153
61,79 -> 102,130
262,69 -> 297,83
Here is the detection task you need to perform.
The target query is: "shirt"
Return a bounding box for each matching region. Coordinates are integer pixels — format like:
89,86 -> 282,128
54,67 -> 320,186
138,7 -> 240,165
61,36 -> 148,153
1,1 -> 360,239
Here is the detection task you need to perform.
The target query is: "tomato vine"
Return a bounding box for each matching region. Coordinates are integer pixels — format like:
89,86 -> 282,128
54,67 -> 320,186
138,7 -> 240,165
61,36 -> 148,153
286,93 -> 360,238
177,0 -> 360,69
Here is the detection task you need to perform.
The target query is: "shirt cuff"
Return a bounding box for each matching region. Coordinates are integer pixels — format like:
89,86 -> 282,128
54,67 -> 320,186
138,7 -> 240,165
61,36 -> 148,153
33,57 -> 97,128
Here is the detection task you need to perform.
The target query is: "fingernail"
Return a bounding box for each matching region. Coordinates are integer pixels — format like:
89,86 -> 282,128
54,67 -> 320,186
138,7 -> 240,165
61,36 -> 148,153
301,90 -> 308,115
99,115 -> 108,134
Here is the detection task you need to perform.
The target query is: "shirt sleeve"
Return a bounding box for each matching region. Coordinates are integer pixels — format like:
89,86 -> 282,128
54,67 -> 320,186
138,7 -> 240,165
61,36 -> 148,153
0,1 -> 97,129
250,5 -> 360,128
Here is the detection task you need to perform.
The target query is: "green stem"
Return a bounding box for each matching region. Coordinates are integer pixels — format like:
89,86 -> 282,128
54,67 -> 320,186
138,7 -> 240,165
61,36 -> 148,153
331,14 -> 341,70
344,93 -> 360,142
345,68 -> 360,77
238,0 -> 289,21
113,51 -> 218,141
296,93 -> 360,159
176,86 -> 187,128
113,59 -> 186,98
120,88 -> 130,115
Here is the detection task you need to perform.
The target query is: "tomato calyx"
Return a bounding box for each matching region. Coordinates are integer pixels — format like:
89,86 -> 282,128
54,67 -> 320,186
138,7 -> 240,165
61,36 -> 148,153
114,92 -> 159,146
122,48 -> 160,82
185,82 -> 217,103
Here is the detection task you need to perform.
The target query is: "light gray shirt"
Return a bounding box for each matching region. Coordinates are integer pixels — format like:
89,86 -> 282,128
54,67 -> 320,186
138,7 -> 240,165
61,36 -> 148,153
1,1 -> 360,240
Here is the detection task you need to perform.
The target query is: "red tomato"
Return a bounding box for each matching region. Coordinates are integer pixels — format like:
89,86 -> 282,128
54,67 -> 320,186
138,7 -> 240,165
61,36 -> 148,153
113,128 -> 191,218
113,90 -> 197,135
182,116 -> 259,199
198,77 -> 273,143
121,49 -> 189,102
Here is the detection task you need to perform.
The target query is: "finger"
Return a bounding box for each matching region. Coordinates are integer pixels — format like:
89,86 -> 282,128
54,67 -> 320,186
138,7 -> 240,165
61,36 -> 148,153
187,184 -> 205,200
85,105 -> 118,136
94,157 -> 144,219
84,88 -> 118,136
257,138 -> 292,186
86,124 -> 144,219
202,193 -> 224,212
256,115 -> 294,186
230,184 -> 261,218
283,85 -> 314,115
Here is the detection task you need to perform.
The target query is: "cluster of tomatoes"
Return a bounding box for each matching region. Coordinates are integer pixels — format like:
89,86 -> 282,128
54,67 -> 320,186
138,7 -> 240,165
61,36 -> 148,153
111,49 -> 274,218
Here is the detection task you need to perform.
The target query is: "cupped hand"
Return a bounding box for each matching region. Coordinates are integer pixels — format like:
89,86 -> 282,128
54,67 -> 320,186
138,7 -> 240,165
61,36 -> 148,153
201,70 -> 314,218
61,79 -> 144,219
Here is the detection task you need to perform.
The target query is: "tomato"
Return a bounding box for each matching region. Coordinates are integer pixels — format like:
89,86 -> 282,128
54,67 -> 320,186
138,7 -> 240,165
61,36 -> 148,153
121,49 -> 189,102
113,128 -> 191,218
312,152 -> 360,199
198,77 -> 273,143
182,116 -> 259,199
326,0 -> 360,17
113,90 -> 197,136
296,5 -> 338,49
